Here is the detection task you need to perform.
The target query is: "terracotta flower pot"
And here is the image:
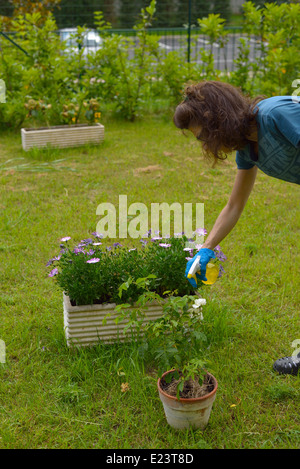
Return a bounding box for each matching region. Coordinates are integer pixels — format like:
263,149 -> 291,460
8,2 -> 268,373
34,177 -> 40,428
157,370 -> 218,430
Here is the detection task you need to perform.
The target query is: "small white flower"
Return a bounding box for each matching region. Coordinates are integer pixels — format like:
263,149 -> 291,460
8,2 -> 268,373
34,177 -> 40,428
192,298 -> 206,308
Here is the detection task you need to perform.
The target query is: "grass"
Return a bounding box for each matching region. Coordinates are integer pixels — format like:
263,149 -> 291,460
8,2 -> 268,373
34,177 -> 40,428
0,115 -> 299,449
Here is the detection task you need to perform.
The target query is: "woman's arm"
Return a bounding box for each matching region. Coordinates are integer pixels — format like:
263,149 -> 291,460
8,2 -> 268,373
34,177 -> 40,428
201,166 -> 258,250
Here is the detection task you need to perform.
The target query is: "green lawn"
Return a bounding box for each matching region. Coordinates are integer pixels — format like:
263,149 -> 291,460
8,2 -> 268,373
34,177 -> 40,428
0,116 -> 299,449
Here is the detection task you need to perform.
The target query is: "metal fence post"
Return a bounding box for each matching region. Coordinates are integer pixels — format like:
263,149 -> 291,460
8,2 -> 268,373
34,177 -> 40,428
187,0 -> 192,63
0,31 -> 29,56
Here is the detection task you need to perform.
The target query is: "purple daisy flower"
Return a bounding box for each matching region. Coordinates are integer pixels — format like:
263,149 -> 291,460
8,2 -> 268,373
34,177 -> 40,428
60,236 -> 71,242
91,232 -> 104,239
80,238 -> 94,245
86,258 -> 100,264
73,247 -> 85,254
113,243 -> 122,248
159,243 -> 171,248
195,228 -> 207,236
49,267 -> 58,277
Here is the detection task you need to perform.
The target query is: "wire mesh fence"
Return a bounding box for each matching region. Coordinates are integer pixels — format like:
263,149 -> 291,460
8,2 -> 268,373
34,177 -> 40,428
1,25 -> 264,73
53,0 -> 233,29
0,1 -> 267,72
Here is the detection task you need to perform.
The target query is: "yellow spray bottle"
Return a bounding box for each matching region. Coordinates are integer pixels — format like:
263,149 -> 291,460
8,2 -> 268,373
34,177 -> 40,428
187,256 -> 219,286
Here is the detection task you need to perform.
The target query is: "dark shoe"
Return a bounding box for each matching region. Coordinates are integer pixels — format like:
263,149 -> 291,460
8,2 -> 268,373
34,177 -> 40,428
273,353 -> 300,376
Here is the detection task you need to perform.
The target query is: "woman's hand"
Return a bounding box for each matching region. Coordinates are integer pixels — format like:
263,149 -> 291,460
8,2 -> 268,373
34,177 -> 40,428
185,248 -> 216,287
185,166 -> 258,288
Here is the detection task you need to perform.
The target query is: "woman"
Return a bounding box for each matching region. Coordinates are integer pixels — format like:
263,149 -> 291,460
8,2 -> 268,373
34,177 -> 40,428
173,80 -> 300,375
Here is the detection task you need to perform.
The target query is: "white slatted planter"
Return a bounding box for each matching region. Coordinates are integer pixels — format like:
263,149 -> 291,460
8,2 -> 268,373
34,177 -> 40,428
63,293 -> 164,347
21,123 -> 104,151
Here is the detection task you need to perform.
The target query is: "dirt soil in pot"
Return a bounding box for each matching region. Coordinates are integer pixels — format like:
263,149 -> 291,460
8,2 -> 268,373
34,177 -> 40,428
160,373 -> 215,399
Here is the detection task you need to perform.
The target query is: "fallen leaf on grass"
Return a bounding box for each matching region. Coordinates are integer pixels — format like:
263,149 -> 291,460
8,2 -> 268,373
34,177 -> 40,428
121,382 -> 130,393
133,165 -> 162,176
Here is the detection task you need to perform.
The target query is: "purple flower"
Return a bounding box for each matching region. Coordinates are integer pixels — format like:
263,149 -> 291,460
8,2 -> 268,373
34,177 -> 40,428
60,236 -> 71,242
92,232 -> 104,239
214,245 -> 227,262
80,238 -> 94,245
113,243 -> 122,248
195,228 -> 207,237
93,242 -> 102,246
151,236 -> 162,241
73,247 -> 85,254
86,258 -> 100,264
159,243 -> 171,248
46,255 -> 61,266
87,249 -> 95,255
48,267 -> 58,277
185,257 -> 192,261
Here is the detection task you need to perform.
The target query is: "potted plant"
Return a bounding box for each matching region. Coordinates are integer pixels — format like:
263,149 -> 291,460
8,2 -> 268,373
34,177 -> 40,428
47,231 -> 226,347
157,365 -> 218,431
115,289 -> 218,430
21,98 -> 104,151
145,294 -> 218,430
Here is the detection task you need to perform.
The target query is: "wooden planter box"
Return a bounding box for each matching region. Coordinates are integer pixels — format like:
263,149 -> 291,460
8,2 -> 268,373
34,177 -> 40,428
21,123 -> 104,151
63,293 -> 164,347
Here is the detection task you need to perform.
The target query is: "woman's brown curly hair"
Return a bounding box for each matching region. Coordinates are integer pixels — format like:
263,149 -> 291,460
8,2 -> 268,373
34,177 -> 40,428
173,81 -> 265,162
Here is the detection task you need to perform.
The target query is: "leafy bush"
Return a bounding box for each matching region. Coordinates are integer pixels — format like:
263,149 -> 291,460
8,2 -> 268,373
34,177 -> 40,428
1,1 -> 299,130
47,231 -> 226,306
114,277 -> 210,395
230,1 -> 300,95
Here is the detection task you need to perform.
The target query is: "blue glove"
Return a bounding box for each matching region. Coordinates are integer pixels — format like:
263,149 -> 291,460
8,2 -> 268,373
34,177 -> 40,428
185,248 -> 216,287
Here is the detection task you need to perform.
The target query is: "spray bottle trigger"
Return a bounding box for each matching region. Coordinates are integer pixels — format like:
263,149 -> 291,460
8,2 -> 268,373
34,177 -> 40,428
187,256 -> 201,279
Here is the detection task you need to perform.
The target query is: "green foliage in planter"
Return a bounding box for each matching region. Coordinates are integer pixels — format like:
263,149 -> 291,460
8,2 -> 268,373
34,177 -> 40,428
115,281 -> 209,397
47,232 -> 226,306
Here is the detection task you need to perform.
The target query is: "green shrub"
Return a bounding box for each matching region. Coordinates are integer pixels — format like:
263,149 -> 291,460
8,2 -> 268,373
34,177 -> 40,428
47,232 -> 226,306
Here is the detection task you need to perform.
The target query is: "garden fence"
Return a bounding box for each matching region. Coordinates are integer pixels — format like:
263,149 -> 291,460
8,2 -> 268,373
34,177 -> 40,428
1,26 -> 263,73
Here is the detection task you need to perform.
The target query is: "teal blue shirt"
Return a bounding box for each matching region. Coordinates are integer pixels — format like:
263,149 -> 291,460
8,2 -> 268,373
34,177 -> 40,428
236,96 -> 300,184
